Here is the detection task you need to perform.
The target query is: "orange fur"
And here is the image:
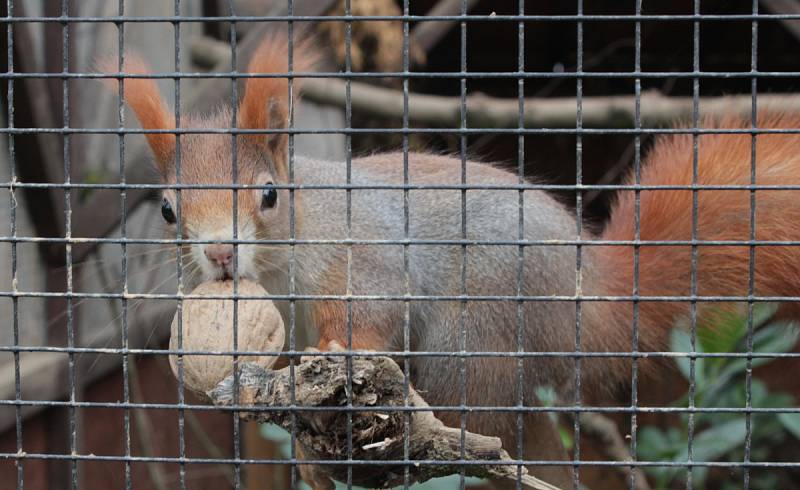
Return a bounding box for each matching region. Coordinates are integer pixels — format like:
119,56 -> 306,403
310,266 -> 396,351
99,55 -> 175,169
237,31 -> 316,180
588,112 -> 800,360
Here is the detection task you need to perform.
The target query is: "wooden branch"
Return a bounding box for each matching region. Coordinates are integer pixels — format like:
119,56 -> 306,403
191,36 -> 800,129
411,0 -> 482,55
760,0 -> 800,43
300,81 -> 800,128
580,413 -> 652,490
211,357 -> 562,490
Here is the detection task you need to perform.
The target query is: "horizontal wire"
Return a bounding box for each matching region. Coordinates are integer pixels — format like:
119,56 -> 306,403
4,236 -> 800,247
3,127 -> 800,136
3,14 -> 800,22
1,452 -> 797,469
1,399 -> 798,415
8,181 -> 800,191
1,291 -> 799,302
2,345 -> 798,359
8,70 -> 800,80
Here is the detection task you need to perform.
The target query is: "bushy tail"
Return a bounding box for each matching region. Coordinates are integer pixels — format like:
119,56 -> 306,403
587,112 -> 800,359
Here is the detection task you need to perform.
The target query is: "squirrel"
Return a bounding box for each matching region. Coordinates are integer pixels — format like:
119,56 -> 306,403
107,33 -> 800,488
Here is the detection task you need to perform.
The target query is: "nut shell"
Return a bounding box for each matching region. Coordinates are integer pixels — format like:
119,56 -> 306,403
168,279 -> 285,396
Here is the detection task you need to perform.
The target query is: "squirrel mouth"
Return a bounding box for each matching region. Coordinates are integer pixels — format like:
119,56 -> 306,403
220,267 -> 234,280
209,264 -> 234,281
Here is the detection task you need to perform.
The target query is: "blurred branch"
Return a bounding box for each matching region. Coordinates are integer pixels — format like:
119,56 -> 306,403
191,35 -> 800,128
582,138 -> 637,209
411,0 -> 482,54
301,82 -> 800,128
184,410 -> 236,486
580,413 -> 652,490
130,355 -> 169,490
760,0 -> 800,42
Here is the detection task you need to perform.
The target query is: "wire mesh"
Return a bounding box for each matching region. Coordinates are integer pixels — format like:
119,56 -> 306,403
0,2 -> 798,490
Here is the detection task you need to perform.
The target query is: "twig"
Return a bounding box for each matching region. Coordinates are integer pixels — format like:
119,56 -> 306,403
190,36 -> 800,129
580,413 -> 652,490
211,357 -> 562,490
184,403 -> 237,486
410,0 -> 482,55
760,0 -> 800,43
129,355 -> 169,490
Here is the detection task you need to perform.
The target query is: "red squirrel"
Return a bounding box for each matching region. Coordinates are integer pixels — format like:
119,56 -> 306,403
108,34 -> 800,488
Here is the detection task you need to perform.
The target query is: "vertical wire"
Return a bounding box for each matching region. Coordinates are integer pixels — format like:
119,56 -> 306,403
572,1 -> 584,488
286,1 -> 300,488
226,1 -> 241,487
458,0 -> 468,487
344,1 -> 354,488
687,0 -> 701,488
630,2 -> 643,488
286,2 -> 299,488
6,1 -> 22,488
515,1 -> 526,488
60,1 -> 78,487
115,2 -> 132,489
401,1 -> 411,488
743,1 -> 759,488
172,1 -> 186,488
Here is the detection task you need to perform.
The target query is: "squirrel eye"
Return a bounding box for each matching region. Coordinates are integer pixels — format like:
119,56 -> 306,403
161,198 -> 176,224
261,183 -> 278,210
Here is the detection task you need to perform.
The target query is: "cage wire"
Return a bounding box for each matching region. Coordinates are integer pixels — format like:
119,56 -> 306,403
2,1 -> 800,490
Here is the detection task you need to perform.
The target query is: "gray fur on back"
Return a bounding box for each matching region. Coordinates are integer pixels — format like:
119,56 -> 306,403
283,152 -> 580,415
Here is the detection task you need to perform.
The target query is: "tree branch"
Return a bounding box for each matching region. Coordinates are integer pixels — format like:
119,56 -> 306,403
191,36 -> 800,129
760,0 -> 800,43
410,0 -> 482,55
580,413 -> 652,490
211,357 -> 562,490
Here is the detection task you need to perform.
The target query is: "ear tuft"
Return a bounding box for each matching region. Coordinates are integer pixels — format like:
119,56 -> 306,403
237,31 -> 317,179
97,54 -> 176,172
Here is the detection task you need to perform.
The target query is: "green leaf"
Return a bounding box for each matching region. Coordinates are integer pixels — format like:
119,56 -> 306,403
671,329 -> 706,388
751,323 -> 799,357
637,427 -> 676,460
697,309 -> 748,354
558,425 -> 574,451
534,385 -> 558,407
696,304 -> 780,354
711,323 -> 800,391
778,412 -> 800,440
675,418 -> 747,464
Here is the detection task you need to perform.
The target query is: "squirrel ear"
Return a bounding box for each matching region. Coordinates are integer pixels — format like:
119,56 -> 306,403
237,31 -> 316,181
98,54 -> 175,175
265,98 -> 289,181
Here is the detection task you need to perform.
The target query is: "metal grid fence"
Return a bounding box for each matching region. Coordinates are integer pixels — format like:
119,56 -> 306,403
2,1 -> 800,489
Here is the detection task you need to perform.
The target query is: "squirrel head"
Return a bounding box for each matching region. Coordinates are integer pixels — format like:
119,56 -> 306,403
104,33 -> 315,281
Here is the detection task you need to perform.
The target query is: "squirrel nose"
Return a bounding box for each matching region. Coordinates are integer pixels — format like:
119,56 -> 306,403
204,244 -> 234,267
